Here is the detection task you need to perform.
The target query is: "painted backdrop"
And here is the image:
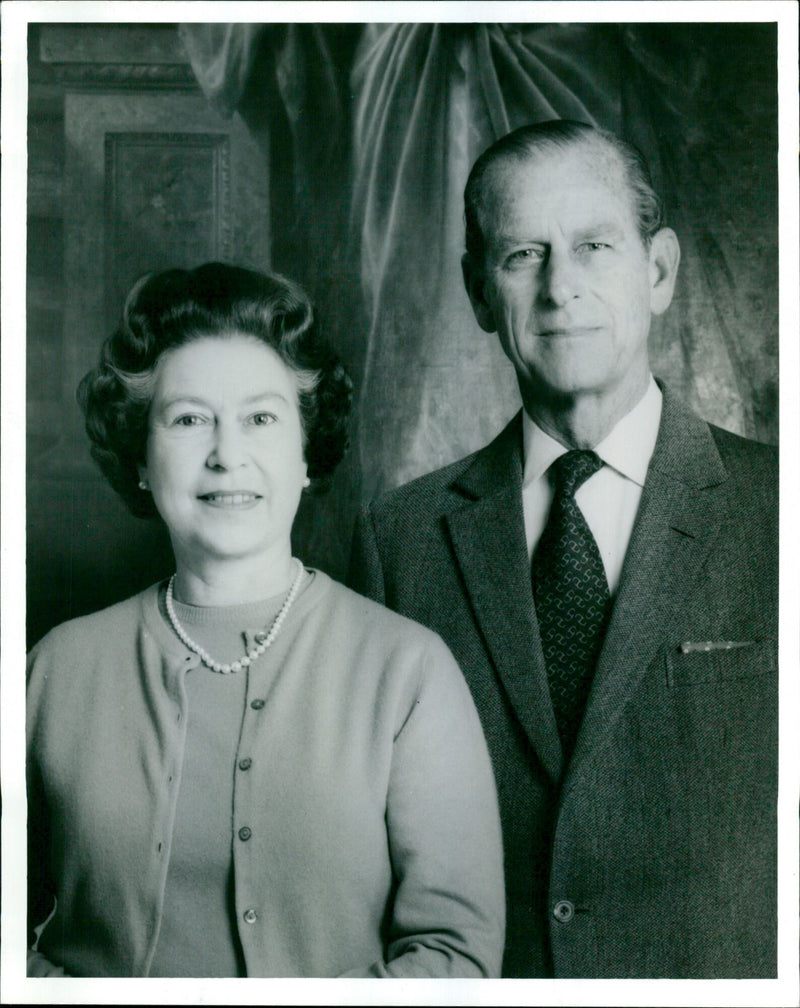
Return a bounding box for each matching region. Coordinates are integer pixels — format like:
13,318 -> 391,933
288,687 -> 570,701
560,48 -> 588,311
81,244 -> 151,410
27,22 -> 778,645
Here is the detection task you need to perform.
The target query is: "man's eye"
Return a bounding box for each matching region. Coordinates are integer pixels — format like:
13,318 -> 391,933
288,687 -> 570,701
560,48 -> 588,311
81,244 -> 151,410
249,412 -> 276,427
578,242 -> 610,252
506,248 -> 543,267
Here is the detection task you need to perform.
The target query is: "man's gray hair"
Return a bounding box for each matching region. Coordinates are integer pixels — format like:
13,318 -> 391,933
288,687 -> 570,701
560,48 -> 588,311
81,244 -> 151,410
464,120 -> 665,263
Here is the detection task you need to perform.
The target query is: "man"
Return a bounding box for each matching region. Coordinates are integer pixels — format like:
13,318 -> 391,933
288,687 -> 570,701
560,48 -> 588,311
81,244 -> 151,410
348,120 -> 777,978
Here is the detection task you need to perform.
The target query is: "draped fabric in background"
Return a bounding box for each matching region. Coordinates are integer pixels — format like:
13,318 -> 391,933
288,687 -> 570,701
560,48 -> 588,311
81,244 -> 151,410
180,22 -> 778,577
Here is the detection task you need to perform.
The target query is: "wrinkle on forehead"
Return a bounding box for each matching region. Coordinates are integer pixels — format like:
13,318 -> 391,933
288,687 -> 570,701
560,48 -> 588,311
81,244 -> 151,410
478,138 -> 633,239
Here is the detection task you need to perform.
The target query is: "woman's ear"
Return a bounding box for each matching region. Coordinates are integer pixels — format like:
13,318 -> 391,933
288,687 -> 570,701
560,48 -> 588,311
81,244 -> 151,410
648,227 -> 681,316
462,254 -> 498,333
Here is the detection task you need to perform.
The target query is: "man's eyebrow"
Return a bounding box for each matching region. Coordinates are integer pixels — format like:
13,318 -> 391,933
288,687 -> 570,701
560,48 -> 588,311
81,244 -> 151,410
492,220 -> 628,242
576,222 -> 626,240
497,233 -> 546,243
489,233 -> 548,250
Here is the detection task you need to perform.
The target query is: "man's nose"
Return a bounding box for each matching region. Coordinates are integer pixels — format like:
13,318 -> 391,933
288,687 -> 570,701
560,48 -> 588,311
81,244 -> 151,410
539,249 -> 579,307
206,421 -> 246,470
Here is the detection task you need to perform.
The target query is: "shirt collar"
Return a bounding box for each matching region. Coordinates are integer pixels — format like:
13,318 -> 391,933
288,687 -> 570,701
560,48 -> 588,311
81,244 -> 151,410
522,376 -> 663,488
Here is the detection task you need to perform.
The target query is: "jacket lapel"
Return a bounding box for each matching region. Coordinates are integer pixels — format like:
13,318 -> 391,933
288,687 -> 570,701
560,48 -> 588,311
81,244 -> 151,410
564,387 -> 729,787
445,413 -> 564,784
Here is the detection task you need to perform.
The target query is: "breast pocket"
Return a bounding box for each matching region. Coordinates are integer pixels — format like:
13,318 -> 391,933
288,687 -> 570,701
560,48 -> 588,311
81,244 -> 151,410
665,638 -> 777,687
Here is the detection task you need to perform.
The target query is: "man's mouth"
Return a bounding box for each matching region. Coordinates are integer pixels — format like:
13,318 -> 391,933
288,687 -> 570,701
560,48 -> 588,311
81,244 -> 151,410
539,326 -> 598,338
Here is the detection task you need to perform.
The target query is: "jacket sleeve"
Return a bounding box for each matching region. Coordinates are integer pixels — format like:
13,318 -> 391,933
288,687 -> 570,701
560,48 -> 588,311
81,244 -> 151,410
341,635 -> 506,978
347,505 -> 387,604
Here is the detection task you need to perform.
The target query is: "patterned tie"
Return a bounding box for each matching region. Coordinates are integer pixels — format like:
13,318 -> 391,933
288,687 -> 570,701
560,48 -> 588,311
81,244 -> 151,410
532,450 -> 611,760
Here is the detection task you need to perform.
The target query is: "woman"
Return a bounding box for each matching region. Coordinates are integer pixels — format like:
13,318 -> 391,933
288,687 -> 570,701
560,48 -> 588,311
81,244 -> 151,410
27,263 -> 504,978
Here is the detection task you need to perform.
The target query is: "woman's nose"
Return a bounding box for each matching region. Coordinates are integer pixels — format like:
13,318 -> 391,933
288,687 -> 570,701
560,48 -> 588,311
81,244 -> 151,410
206,421 -> 246,470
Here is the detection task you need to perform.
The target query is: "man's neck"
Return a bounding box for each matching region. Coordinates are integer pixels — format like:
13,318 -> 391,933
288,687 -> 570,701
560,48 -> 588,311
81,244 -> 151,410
521,376 -> 651,450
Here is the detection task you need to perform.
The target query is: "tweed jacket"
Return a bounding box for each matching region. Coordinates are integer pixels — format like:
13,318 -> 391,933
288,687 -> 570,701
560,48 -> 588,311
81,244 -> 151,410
348,385 -> 778,978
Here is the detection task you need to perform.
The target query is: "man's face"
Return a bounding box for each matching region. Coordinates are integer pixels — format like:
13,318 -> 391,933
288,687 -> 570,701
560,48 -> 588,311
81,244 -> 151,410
465,142 -> 675,410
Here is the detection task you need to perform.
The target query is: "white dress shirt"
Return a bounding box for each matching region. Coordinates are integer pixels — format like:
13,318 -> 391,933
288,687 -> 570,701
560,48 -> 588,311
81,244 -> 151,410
522,377 -> 663,596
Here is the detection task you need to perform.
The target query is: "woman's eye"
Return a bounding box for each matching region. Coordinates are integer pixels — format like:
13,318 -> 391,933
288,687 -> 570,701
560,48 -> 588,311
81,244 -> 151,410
174,414 -> 207,427
249,412 -> 276,427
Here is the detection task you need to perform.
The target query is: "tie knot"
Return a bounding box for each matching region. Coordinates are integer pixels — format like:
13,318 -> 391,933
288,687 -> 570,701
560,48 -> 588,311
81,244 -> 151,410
551,450 -> 603,496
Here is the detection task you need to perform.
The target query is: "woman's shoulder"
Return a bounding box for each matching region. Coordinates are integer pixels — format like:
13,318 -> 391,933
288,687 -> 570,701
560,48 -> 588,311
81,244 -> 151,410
305,571 -> 484,736
306,569 -> 455,660
28,582 -> 162,660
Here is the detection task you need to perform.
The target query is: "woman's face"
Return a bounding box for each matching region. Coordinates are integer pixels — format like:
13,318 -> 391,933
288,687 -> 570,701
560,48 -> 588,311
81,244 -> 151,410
139,334 -> 308,575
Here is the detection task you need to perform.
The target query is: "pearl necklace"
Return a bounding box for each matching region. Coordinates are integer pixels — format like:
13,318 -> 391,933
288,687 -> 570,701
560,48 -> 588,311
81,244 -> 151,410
165,559 -> 305,674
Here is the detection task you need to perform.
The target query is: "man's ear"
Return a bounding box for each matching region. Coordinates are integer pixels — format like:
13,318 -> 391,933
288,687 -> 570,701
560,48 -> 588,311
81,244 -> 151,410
462,253 -> 497,333
648,227 -> 681,316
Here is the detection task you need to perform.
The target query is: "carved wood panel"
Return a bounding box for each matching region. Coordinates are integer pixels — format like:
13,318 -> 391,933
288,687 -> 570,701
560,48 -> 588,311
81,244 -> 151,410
104,131 -> 231,327
38,88 -> 269,473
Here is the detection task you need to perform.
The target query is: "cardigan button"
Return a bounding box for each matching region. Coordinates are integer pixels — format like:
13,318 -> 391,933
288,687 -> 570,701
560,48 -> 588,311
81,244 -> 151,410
238,757 -> 253,771
243,908 -> 258,924
250,698 -> 266,710
238,826 -> 252,841
553,900 -> 575,923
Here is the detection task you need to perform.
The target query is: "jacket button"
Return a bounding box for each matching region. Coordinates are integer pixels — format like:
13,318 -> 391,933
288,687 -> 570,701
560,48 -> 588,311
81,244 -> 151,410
553,900 -> 575,923
238,757 -> 252,771
243,908 -> 258,924
250,698 -> 265,710
238,826 -> 252,841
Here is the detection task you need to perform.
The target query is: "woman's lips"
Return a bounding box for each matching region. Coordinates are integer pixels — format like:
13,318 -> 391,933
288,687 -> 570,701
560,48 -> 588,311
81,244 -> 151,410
198,492 -> 261,507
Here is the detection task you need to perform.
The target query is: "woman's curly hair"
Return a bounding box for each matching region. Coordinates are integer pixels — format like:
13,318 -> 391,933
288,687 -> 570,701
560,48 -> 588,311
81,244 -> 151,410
77,263 -> 354,518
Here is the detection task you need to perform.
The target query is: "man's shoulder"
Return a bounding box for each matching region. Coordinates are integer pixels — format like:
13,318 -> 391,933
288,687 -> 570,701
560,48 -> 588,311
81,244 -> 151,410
658,383 -> 777,491
707,425 -> 778,531
708,422 -> 777,474
365,412 -> 523,528
367,451 -> 477,520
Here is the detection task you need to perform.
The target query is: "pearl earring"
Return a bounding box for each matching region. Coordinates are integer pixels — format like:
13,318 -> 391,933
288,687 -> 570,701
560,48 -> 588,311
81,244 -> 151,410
303,477 -> 311,488
139,479 -> 149,490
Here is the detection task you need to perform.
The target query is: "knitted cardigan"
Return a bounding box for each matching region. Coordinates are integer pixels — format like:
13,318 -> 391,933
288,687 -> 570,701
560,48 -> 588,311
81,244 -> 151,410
27,571 -> 505,977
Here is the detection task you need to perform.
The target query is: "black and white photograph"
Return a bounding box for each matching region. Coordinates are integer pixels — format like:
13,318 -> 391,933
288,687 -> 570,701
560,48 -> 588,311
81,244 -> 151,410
2,2 -> 797,1005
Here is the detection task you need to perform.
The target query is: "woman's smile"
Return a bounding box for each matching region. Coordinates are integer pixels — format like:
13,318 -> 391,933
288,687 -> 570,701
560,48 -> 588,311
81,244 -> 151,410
141,335 -> 309,576
198,491 -> 263,508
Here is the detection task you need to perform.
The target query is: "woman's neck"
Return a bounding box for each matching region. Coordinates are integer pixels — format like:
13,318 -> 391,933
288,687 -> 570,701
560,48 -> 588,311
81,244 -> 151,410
171,550 -> 298,607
